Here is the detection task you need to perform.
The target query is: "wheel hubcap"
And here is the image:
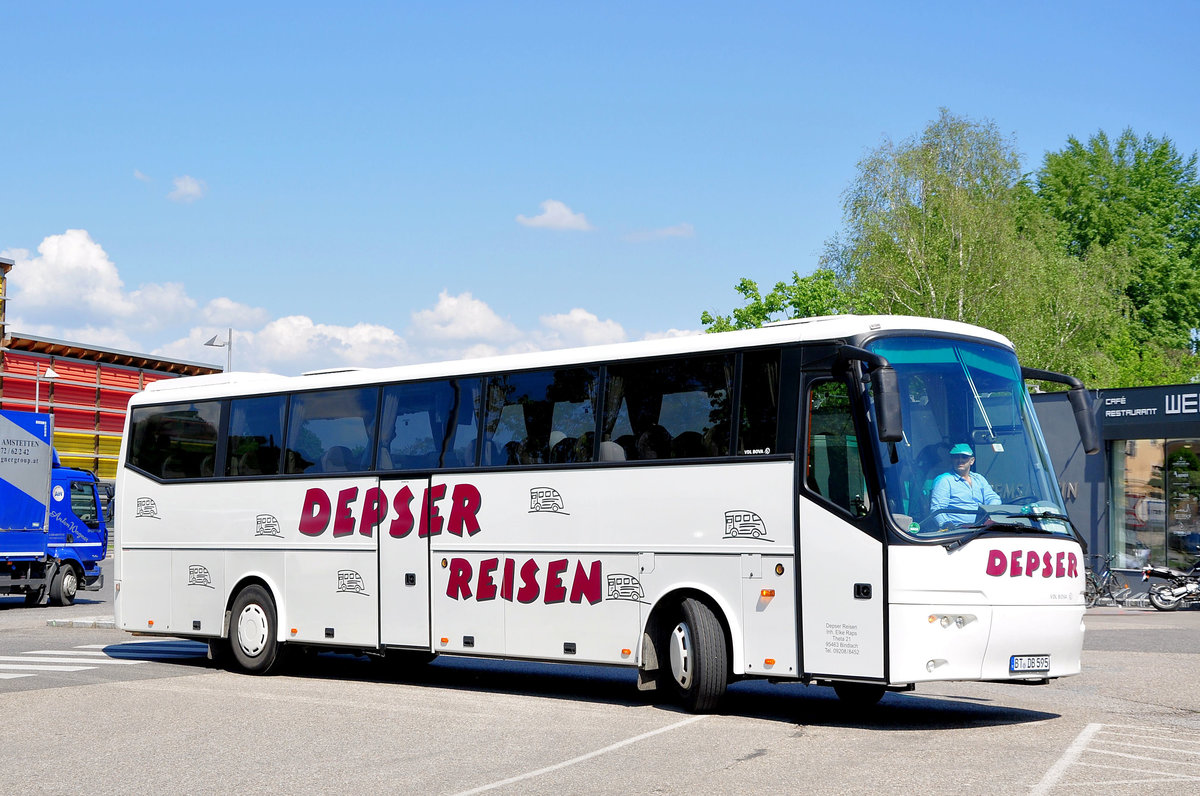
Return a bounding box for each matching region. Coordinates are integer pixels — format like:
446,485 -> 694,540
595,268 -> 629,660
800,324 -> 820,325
237,604 -> 269,657
62,571 -> 77,599
669,621 -> 692,689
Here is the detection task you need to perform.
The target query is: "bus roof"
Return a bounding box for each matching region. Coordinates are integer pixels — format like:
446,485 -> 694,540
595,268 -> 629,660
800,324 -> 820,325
137,315 -> 1012,402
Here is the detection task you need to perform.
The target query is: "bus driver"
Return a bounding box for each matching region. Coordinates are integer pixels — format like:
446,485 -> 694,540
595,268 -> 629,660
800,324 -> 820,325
929,443 -> 1001,528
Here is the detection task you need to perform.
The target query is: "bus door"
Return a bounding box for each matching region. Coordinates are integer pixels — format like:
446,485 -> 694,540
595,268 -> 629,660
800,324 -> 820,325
797,377 -> 885,680
378,478 -> 432,648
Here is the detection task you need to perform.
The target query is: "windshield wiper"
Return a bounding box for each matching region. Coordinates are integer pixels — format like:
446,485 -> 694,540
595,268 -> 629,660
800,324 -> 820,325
944,515 -> 1075,552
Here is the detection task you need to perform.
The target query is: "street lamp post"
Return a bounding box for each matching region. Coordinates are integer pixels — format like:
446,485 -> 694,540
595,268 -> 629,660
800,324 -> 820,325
34,363 -> 60,412
204,328 -> 233,372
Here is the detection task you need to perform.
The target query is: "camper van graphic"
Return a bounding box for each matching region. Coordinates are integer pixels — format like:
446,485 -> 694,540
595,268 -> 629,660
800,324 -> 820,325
606,573 -> 644,601
187,565 -> 214,588
255,514 -> 282,538
135,497 -> 158,519
336,569 -> 368,595
529,487 -> 567,514
724,510 -> 771,541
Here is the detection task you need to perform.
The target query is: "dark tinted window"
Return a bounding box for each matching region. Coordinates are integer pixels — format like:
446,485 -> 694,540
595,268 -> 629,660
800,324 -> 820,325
807,380 -> 869,516
602,355 -> 733,461
482,368 -> 599,466
284,388 -> 379,474
127,402 -> 222,479
378,379 -> 482,470
739,350 -> 780,455
227,395 -> 286,476
69,481 -> 100,528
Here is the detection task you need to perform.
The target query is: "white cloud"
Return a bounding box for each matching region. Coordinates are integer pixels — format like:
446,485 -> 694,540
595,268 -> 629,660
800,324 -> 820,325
168,175 -> 207,203
409,290 -> 521,342
641,327 -> 703,341
133,169 -> 152,183
623,222 -> 695,242
2,230 -> 138,322
2,231 -> 663,377
516,199 -> 593,231
249,316 -> 408,370
537,308 -> 626,348
203,297 -> 272,328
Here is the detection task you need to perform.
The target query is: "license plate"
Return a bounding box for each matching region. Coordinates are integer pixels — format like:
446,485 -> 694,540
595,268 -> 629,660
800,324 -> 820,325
1010,654 -> 1050,673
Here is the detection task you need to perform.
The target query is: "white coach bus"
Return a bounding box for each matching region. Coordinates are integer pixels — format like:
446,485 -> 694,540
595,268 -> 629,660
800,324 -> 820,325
114,315 -> 1098,712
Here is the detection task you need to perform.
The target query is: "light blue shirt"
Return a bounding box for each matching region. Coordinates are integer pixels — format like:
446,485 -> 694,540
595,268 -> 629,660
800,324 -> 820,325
930,470 -> 1001,527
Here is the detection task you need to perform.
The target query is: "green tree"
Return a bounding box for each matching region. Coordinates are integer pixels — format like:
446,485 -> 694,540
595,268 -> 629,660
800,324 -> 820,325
700,268 -> 869,332
701,111 -> 1200,387
1036,129 -> 1200,352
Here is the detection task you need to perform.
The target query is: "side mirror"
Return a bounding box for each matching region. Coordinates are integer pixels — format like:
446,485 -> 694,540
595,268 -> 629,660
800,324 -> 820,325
870,365 -> 903,442
1022,367 -> 1100,455
837,345 -> 903,443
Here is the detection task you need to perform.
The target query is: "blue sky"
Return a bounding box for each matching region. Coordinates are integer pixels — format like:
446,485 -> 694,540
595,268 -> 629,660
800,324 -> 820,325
2,2 -> 1198,374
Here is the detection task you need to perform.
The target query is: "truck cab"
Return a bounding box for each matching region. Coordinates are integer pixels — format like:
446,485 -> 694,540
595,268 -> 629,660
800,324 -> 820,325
46,458 -> 109,601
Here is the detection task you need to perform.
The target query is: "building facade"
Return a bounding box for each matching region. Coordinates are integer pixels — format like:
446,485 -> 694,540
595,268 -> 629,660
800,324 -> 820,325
1035,385 -> 1200,574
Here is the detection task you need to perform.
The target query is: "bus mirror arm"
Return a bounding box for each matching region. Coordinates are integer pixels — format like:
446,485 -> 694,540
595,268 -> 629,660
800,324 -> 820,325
836,345 -> 903,443
1021,367 -> 1100,455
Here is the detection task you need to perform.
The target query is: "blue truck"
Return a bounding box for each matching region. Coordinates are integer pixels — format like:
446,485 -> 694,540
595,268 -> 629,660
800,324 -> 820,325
0,410 -> 107,606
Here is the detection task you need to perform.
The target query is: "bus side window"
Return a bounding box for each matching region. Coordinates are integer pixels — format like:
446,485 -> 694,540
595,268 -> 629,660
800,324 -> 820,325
482,368 -> 598,467
284,387 -> 379,475
127,401 -> 222,480
806,381 -> 870,517
739,349 -> 780,455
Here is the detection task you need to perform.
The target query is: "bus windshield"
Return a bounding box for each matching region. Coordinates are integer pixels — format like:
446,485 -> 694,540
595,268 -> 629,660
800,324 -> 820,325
866,337 -> 1071,541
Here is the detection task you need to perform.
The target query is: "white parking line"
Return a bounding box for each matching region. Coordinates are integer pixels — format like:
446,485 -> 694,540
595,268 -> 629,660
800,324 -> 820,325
1033,723 -> 1200,790
453,715 -> 706,795
0,663 -> 94,672
4,655 -> 144,666
0,673 -> 36,680
1031,722 -> 1102,794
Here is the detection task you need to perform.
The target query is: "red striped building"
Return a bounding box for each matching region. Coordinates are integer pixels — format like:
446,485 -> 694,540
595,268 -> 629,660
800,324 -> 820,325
1,257 -> 220,479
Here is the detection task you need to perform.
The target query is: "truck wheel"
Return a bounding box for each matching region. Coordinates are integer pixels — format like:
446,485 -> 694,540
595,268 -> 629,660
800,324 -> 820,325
230,585 -> 280,674
664,598 -> 728,713
50,566 -> 78,606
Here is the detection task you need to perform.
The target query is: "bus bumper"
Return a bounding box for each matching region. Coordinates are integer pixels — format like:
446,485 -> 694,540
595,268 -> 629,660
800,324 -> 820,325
888,603 -> 1084,684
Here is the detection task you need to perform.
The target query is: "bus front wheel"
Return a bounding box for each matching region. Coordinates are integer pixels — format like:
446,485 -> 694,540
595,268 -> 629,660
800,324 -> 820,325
664,598 -> 728,713
230,585 -> 280,674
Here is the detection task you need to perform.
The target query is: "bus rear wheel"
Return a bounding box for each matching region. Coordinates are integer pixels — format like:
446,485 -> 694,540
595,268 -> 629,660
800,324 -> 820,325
230,585 -> 280,674
664,598 -> 728,713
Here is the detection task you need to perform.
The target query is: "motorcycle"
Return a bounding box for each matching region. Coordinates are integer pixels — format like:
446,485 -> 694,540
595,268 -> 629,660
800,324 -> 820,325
1141,562 -> 1200,611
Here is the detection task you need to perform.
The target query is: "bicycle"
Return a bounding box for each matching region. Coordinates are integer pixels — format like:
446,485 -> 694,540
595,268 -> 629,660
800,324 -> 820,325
1084,554 -> 1132,607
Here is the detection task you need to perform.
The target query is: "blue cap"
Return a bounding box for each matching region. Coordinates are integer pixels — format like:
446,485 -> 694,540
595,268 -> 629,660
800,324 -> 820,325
949,443 -> 974,456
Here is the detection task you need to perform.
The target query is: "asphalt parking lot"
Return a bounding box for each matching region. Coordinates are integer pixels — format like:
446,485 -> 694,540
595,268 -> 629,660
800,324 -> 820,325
1,600 -> 1197,794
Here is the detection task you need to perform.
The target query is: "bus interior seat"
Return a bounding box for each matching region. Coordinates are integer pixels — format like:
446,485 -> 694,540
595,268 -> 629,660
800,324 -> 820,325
550,436 -> 578,463
599,440 -> 626,461
636,425 -> 672,460
161,455 -> 187,479
321,446 -> 356,473
671,430 -> 710,459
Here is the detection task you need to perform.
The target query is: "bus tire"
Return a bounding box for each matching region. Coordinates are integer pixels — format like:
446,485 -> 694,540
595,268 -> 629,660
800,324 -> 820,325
50,565 -> 78,606
230,585 -> 280,674
664,597 -> 728,713
833,682 -> 886,708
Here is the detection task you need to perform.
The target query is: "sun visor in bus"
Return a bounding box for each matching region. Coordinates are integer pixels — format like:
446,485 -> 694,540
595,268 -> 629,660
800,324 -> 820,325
1021,366 -> 1100,455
